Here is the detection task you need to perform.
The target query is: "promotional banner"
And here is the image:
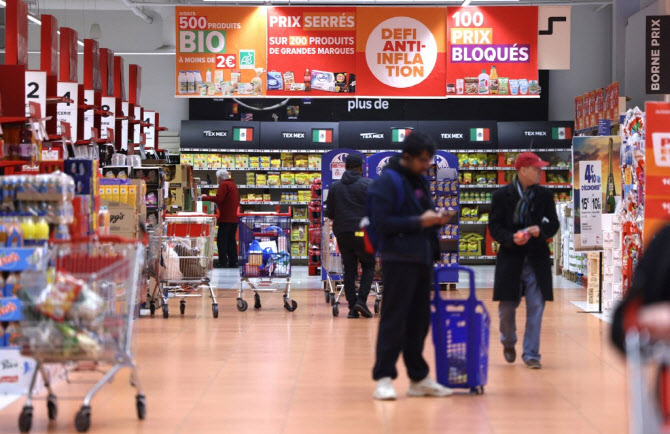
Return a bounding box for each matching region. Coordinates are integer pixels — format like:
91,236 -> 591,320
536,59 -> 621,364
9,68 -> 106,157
572,136 -> 622,251
446,7 -> 538,97
175,7 -> 267,97
646,16 -> 670,94
644,102 -> 670,246
356,8 -> 446,97
367,151 -> 399,179
267,7 -> 356,97
537,6 -> 571,70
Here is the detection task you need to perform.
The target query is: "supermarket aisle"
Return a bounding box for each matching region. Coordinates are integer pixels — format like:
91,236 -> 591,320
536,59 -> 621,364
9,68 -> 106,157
0,267 -> 628,434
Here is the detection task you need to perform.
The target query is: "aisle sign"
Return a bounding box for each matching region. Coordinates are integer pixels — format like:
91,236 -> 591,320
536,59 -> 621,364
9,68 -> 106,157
100,96 -> 116,140
644,101 -> 670,246
24,71 -> 47,119
578,160 -> 603,249
121,101 -> 130,151
83,89 -> 95,140
145,111 -> 156,149
56,82 -> 79,142
646,16 -> 670,94
267,7 -> 357,97
175,6 -> 267,97
446,7 -> 539,97
133,106 -> 142,144
356,8 -> 446,96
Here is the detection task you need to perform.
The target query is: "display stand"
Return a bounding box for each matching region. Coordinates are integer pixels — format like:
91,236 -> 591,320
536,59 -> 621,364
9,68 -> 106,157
432,151 -> 460,287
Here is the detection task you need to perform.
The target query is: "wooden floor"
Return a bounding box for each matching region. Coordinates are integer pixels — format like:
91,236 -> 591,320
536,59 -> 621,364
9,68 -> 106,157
0,278 -> 629,433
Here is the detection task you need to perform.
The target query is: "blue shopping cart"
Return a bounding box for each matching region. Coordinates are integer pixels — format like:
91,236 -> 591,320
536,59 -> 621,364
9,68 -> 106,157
432,265 -> 490,394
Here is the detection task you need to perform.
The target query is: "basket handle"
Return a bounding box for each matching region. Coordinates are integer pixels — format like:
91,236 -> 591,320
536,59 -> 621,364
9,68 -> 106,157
433,265 -> 477,302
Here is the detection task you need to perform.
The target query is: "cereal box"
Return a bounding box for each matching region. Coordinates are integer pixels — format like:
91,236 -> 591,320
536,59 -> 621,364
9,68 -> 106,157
221,155 -> 235,169
235,154 -> 249,168
208,154 -> 222,169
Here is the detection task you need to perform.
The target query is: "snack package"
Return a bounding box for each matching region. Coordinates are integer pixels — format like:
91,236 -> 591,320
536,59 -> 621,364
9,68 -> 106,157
308,155 -> 321,169
193,155 -> 208,170
477,153 -> 488,167
268,173 -> 280,186
334,73 -> 348,93
487,172 -> 497,184
311,70 -> 336,92
231,70 -> 241,90
499,78 -> 510,95
267,71 -> 283,90
249,156 -> 260,169
294,155 -> 308,168
463,172 -> 472,185
459,153 -> 469,167
260,156 -> 271,169
235,154 -> 249,168
237,83 -> 254,95
256,174 -> 268,186
221,155 -> 235,169
208,154 -> 222,169
465,77 -> 478,94
37,273 -> 86,321
476,174 -> 487,185
271,158 -> 281,169
246,173 -> 256,185
283,71 -> 295,90
281,173 -> 295,185
180,154 -> 193,165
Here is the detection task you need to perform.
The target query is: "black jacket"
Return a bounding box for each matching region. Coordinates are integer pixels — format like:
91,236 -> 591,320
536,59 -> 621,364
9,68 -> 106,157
326,170 -> 372,235
489,182 -> 560,302
611,225 -> 670,353
368,156 -> 440,265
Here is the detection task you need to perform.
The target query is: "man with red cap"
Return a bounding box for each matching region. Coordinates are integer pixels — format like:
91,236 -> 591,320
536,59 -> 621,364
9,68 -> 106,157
489,152 -> 560,369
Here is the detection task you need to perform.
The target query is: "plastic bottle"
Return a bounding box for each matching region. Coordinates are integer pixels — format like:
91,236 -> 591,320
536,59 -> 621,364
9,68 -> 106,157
5,273 -> 19,297
206,68 -> 212,84
478,69 -> 490,95
54,224 -> 70,241
21,216 -> 35,247
34,218 -> 50,246
304,69 -> 311,91
187,71 -> 195,94
178,71 -> 188,95
195,71 -> 204,94
489,66 -> 499,95
98,206 -> 110,236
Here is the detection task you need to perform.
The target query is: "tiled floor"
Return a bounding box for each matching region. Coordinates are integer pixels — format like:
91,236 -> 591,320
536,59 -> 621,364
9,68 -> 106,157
0,266 -> 629,433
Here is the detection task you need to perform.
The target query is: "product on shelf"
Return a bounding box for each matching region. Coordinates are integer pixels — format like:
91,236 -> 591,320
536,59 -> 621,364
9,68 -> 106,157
193,154 -> 208,169
235,154 -> 249,169
180,154 -> 193,165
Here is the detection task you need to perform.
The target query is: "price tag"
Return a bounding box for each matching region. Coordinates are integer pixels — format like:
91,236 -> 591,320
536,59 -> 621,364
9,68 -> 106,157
579,160 -> 603,249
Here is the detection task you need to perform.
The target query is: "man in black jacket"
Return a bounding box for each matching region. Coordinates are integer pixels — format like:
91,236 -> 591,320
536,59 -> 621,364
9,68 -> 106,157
368,132 -> 454,400
489,152 -> 560,370
326,154 -> 375,319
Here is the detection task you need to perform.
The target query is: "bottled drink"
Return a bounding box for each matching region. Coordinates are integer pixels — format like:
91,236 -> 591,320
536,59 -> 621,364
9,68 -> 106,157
478,69 -> 490,95
34,218 -> 50,245
187,71 -> 195,94
489,66 -> 499,95
178,71 -> 188,95
605,138 -> 617,213
304,69 -> 311,91
206,68 -> 212,83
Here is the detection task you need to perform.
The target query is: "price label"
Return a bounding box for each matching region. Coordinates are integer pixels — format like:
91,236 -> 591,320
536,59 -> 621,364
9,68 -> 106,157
579,160 -> 603,249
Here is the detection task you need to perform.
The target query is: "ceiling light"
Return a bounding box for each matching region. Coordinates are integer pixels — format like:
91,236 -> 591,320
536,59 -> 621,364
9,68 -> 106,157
462,0 -> 472,5
89,23 -> 102,40
28,15 -> 41,25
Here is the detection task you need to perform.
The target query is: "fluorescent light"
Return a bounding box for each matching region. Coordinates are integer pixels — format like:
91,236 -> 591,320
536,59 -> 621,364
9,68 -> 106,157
28,15 -> 41,25
0,0 -> 6,6
462,0 -> 472,4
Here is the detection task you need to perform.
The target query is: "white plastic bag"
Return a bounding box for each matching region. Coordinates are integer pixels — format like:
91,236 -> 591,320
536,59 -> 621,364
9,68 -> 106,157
161,244 -> 183,280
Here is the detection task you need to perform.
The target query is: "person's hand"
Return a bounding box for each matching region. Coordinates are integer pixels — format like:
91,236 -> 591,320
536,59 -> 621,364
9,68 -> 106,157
200,195 -> 207,201
527,225 -> 541,238
638,303 -> 670,340
513,230 -> 531,246
420,210 -> 446,227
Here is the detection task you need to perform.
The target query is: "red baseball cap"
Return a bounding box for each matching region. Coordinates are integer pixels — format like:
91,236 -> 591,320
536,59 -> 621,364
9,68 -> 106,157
515,152 -> 550,170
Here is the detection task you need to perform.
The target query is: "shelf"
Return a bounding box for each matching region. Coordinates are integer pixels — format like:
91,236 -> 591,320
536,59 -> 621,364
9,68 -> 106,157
235,185 -> 310,190
181,148 -> 328,154
439,236 -> 459,240
546,184 -> 572,189
460,166 -> 569,171
461,184 -> 503,189
461,201 -> 492,205
461,221 -> 488,225
460,255 -> 497,260
241,201 -> 310,205
292,219 -> 310,223
194,167 -> 318,172
293,256 -> 308,260
459,148 -> 571,153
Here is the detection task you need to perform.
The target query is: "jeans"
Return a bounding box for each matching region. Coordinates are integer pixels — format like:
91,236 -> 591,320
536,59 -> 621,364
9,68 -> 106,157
217,222 -> 238,266
373,262 -> 431,381
336,232 -> 376,310
499,259 -> 545,362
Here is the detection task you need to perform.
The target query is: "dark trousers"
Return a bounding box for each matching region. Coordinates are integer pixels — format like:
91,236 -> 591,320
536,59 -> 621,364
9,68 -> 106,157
336,232 -> 376,309
217,222 -> 238,266
373,261 -> 432,381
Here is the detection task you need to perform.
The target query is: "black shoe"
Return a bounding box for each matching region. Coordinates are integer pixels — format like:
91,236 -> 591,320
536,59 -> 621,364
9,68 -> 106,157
354,301 -> 373,318
347,309 -> 360,319
214,262 -> 226,269
524,359 -> 542,369
503,347 -> 516,363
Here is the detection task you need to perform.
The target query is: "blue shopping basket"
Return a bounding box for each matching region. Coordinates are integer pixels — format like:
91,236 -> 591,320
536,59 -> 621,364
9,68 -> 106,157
432,265 -> 490,394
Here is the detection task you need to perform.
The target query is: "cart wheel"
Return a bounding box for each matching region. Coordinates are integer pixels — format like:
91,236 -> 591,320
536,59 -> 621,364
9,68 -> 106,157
237,298 -> 248,312
180,300 -> 186,316
47,394 -> 58,420
212,303 -> 219,318
331,294 -> 336,306
74,406 -> 91,433
149,302 -> 155,317
332,304 -> 339,317
136,394 -> 147,420
18,406 -> 32,433
325,292 -> 330,303
162,304 -> 169,319
470,386 -> 484,395
284,299 -> 298,312
254,293 -> 261,309
374,300 -> 380,314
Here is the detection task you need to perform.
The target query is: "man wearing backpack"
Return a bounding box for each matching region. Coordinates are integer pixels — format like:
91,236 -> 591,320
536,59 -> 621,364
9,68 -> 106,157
326,154 -> 375,319
368,132 -> 454,400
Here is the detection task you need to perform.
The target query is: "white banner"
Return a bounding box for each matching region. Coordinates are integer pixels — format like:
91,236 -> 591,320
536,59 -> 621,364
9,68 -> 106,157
56,82 -> 79,142
579,160 -> 603,249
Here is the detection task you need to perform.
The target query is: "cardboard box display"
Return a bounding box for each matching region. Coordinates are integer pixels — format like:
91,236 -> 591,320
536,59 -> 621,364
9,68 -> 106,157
131,167 -> 163,185
103,200 -> 138,236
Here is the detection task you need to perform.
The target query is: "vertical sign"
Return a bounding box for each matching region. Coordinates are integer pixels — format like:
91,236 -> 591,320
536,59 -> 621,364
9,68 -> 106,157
100,96 -> 116,140
5,0 -> 29,66
644,102 -> 670,246
121,102 -> 130,151
144,111 -> 156,149
83,89 -> 95,140
646,16 -> 670,94
578,160 -> 603,249
133,106 -> 143,144
56,82 -> 79,142
25,71 -> 47,119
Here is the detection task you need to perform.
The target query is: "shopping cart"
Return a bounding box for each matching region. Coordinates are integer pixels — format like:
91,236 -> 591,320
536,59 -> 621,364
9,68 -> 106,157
17,237 -> 146,433
626,330 -> 670,434
432,265 -> 489,394
322,220 -> 382,317
148,214 -> 218,318
237,207 -> 296,312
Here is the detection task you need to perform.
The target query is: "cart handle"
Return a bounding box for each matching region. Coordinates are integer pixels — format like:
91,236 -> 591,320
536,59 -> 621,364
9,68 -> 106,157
237,206 -> 292,217
433,265 -> 477,302
50,235 -> 143,245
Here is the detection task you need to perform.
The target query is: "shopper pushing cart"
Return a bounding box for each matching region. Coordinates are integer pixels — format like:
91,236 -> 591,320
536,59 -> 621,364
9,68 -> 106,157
236,207 -> 297,312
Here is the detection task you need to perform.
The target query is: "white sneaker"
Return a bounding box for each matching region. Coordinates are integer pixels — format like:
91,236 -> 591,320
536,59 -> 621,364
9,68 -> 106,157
407,377 -> 453,397
373,377 -> 397,400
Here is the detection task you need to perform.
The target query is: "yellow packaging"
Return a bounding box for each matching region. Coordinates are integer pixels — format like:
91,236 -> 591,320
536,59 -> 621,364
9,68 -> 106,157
308,155 -> 322,169
193,155 -> 208,169
235,154 -> 249,168
128,185 -> 137,207
248,193 -> 256,202
260,156 -> 271,168
208,154 -> 222,169
309,173 -> 321,183
249,156 -> 260,169
263,194 -> 271,202
246,173 -> 256,185
295,173 -> 308,185
111,186 -> 120,203
221,155 -> 235,169
180,154 -> 193,165
294,154 -> 308,168
268,173 -> 280,186
119,186 -> 129,206
99,187 -> 106,200
271,158 -> 281,168
281,173 -> 295,185
256,174 -> 267,185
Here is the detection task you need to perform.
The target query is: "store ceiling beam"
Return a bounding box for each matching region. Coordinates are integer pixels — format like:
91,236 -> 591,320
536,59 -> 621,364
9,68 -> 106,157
119,0 -> 153,24
130,0 -> 612,6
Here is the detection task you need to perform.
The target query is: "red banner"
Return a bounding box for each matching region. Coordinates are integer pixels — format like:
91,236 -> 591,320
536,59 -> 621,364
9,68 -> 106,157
267,7 -> 356,97
356,8 -> 446,97
644,101 -> 670,246
446,7 -> 538,97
